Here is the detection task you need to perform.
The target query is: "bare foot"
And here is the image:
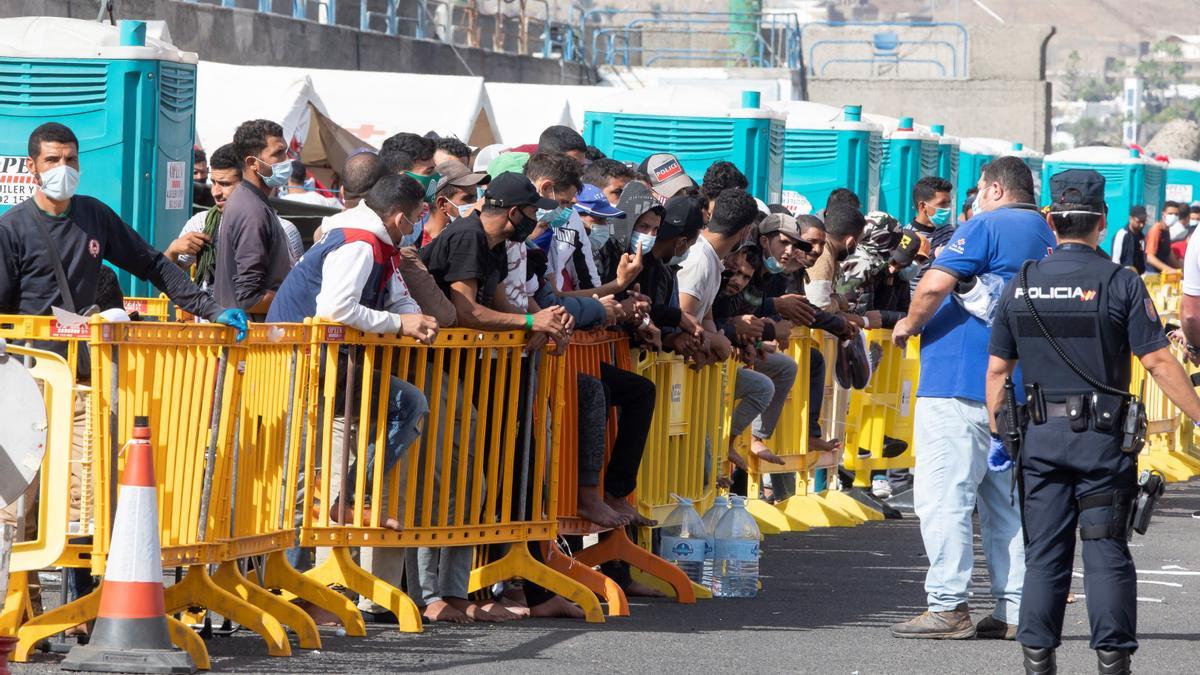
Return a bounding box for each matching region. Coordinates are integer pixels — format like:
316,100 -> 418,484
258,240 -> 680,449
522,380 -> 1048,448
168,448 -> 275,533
623,579 -> 666,598
446,597 -> 519,622
578,489 -> 630,528
422,599 -> 472,624
605,493 -> 656,527
727,446 -> 749,472
528,595 -> 585,619
497,597 -> 530,617
329,496 -> 403,531
298,600 -> 342,627
477,600 -> 525,619
751,438 -> 785,465
808,436 -> 842,454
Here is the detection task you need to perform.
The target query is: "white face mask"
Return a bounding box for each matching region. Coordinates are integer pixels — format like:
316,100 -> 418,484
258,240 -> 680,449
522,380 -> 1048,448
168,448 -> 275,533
1170,221 -> 1188,241
39,164 -> 80,201
1163,213 -> 1179,227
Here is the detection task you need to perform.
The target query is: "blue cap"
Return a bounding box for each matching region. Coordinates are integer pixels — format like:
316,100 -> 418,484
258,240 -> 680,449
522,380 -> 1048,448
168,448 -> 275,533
574,183 -> 625,218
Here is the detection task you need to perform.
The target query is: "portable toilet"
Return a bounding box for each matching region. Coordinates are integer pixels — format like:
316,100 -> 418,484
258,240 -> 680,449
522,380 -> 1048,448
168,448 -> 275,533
864,114 -> 939,222
1042,146 -> 1166,253
765,101 -> 881,216
0,17 -> 198,296
928,124 -> 961,212
957,138 -> 998,211
583,88 -> 784,203
1166,158 -> 1200,207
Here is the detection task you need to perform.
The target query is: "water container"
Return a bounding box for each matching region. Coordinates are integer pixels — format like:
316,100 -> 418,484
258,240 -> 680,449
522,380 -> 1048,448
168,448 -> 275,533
0,17 -> 198,296
582,87 -> 784,203
699,495 -> 731,589
1042,146 -> 1167,252
659,494 -> 707,584
864,114 -> 940,222
766,102 -> 881,216
1167,158 -> 1200,206
712,495 -> 761,598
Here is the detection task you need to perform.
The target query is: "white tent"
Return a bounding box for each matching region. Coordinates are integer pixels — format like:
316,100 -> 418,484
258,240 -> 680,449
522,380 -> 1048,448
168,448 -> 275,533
195,61 -> 327,152
291,67 -> 500,148
195,62 -> 501,151
484,82 -> 574,145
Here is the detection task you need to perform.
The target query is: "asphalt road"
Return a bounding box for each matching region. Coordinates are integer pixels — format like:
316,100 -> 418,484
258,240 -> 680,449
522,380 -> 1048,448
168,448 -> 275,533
17,480 -> 1200,674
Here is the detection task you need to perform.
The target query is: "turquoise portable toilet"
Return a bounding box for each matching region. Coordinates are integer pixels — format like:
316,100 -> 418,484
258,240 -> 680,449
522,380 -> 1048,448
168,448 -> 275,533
864,114 -> 939,222
925,124 -> 960,212
1166,158 -> 1200,207
1043,146 -> 1166,253
765,101 -> 881,216
0,17 -> 197,296
957,138 -> 998,211
583,88 -> 783,203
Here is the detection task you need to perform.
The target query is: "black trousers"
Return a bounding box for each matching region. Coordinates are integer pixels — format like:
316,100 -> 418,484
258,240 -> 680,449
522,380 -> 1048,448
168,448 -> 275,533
598,362 -> 656,498
1018,417 -> 1138,652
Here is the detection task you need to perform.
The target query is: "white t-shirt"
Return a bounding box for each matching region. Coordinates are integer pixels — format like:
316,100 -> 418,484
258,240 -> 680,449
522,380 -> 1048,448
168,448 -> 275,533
676,235 -> 723,320
547,211 -> 600,291
1182,226 -> 1200,295
503,241 -> 538,311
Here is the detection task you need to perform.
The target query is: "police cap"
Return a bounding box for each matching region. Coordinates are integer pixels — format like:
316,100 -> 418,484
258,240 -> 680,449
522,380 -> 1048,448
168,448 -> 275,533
1049,169 -> 1106,213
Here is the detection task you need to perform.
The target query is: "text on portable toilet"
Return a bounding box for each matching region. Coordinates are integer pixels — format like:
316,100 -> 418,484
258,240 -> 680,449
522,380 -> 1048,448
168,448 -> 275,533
0,155 -> 36,205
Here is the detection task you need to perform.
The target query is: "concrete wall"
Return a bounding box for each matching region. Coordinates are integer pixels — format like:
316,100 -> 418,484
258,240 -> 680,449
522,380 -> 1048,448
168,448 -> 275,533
807,24 -> 1056,153
0,0 -> 594,84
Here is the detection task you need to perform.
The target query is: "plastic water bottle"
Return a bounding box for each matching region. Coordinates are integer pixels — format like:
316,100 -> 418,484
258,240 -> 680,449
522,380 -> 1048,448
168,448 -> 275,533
712,496 -> 761,598
659,494 -> 706,584
699,495 -> 731,589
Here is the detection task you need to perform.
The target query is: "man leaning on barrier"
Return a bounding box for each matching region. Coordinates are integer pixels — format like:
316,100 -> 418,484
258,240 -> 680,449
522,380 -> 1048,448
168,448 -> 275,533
267,173 -> 439,529
986,169 -> 1200,675
0,122 -> 248,335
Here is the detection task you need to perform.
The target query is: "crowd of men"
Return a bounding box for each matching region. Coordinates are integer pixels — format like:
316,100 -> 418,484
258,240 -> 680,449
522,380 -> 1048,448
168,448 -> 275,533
5,116 -> 1195,674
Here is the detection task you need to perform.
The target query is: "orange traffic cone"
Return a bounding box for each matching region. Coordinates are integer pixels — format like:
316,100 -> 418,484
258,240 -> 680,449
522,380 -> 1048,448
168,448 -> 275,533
62,416 -> 195,674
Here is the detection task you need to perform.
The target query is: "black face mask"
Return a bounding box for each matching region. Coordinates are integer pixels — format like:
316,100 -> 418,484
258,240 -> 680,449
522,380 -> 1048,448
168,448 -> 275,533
508,208 -> 538,242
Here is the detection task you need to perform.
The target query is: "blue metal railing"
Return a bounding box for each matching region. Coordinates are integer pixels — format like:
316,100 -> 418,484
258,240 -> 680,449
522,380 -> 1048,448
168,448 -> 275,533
578,9 -> 803,69
798,20 -> 968,79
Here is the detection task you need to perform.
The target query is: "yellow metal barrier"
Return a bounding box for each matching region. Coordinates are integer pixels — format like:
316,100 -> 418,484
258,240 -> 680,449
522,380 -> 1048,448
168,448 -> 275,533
843,329 -> 920,487
739,329 -> 869,534
297,321 -> 602,629
122,294 -> 171,320
0,342 -> 75,639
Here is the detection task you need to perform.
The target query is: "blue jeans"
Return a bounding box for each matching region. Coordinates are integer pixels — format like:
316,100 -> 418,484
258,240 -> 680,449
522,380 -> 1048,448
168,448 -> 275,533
343,376 -> 428,502
913,396 -> 1025,622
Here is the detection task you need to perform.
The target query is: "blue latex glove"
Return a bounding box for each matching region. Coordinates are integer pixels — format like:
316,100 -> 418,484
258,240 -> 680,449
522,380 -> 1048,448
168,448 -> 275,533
987,435 -> 1013,472
215,308 -> 248,342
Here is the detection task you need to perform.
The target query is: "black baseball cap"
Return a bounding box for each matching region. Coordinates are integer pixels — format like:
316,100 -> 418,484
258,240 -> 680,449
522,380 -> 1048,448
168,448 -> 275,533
483,172 -> 557,210
891,230 -> 928,266
1049,169 -> 1107,213
659,194 -> 705,241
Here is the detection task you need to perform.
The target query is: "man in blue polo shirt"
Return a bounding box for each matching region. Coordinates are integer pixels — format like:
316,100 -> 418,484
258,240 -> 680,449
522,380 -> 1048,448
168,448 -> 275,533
890,157 -> 1055,641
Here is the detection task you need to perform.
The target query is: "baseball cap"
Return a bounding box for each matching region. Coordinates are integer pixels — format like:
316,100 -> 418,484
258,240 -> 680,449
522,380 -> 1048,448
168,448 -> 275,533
758,213 -> 807,247
473,143 -> 509,172
638,153 -> 695,200
659,194 -> 705,241
1049,169 -> 1107,213
483,172 -> 558,210
575,183 -> 625,219
486,151 -> 530,179
434,160 -> 489,194
1130,204 -> 1148,220
891,230 -> 929,266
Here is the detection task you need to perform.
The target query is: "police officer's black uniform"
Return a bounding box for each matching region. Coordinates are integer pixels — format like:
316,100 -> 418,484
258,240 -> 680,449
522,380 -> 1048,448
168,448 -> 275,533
988,170 -> 1168,675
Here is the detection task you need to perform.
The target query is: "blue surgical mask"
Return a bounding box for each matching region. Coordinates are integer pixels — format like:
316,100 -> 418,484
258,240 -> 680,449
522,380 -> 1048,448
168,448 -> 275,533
931,206 -> 952,228
630,231 -> 656,254
39,164 -> 79,201
537,206 -> 571,229
256,156 -> 292,189
763,255 -> 784,275
457,203 -> 475,218
400,211 -> 427,247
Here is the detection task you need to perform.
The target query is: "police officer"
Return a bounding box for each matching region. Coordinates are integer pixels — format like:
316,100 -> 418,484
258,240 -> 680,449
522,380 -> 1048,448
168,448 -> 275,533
985,169 -> 1200,674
